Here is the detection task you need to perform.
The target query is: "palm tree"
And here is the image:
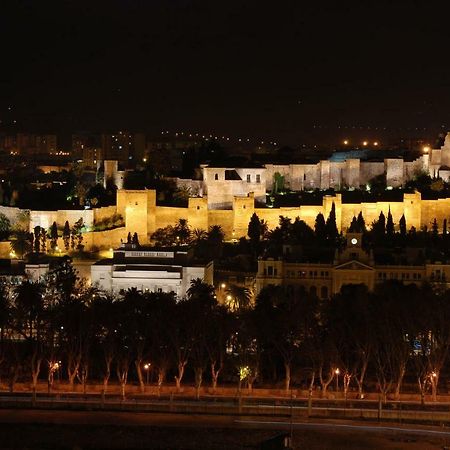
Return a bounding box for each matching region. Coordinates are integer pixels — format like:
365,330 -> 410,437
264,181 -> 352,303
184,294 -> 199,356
225,284 -> 253,312
174,219 -> 191,244
10,229 -> 32,259
190,228 -> 207,245
207,225 -> 225,258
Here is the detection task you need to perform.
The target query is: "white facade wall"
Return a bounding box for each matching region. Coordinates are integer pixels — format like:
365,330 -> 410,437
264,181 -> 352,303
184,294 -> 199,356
91,262 -> 213,298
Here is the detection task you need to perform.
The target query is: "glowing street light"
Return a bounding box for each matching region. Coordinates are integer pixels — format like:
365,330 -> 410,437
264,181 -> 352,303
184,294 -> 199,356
362,141 -> 368,146
343,140 -> 349,145
144,363 -> 151,385
335,368 -> 340,392
373,141 -> 379,146
423,146 -> 430,153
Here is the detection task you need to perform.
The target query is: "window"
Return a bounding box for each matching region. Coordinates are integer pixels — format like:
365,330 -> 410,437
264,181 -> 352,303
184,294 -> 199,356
256,174 -> 261,183
274,268 -> 278,276
246,174 -> 251,182
268,266 -> 273,276
214,173 -> 219,180
197,205 -> 200,210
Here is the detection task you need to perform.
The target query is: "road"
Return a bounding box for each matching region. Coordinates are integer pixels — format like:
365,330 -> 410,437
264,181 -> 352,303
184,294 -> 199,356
1,409 -> 450,449
0,408 -> 449,436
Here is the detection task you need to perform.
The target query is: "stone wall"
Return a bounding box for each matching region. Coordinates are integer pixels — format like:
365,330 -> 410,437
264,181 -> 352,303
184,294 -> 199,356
93,205 -> 118,224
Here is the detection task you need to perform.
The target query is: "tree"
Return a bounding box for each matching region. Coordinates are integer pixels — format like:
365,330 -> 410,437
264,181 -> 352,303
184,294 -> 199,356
356,211 -> 366,233
248,213 -> 263,248
325,203 -> 339,245
329,285 -> 373,399
0,213 -> 11,241
71,218 -> 84,252
33,226 -> 41,253
348,216 -> 358,232
207,225 -> 225,258
432,218 -> 439,238
186,279 -> 217,398
174,218 -> 191,244
205,305 -> 233,392
40,228 -> 47,253
10,229 -> 32,258
63,221 -> 71,251
13,281 -> 45,394
225,284 -> 253,311
50,222 -> 58,252
314,213 -> 327,242
399,214 -> 407,237
386,208 -> 394,236
255,285 -> 318,392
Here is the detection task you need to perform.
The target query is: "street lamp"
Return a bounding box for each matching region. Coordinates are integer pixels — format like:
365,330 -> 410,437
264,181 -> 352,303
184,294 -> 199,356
144,363 -> 151,385
335,368 -> 340,392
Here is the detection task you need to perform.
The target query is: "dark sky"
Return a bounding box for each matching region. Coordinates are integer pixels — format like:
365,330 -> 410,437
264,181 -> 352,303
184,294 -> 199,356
1,0 -> 450,145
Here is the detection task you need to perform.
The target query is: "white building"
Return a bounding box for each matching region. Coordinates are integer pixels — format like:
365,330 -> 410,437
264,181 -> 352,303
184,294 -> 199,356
91,243 -> 213,298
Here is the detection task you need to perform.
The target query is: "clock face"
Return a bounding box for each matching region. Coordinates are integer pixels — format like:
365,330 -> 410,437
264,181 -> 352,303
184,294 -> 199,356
351,238 -> 358,245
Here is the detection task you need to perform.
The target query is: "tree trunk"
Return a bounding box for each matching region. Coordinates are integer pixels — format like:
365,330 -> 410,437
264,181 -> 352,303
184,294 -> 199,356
174,361 -> 186,392
284,362 -> 291,393
343,373 -> 352,400
210,360 -> 222,393
194,367 -> 203,399
103,355 -> 112,393
135,360 -> 145,393
394,363 -> 406,400
355,360 -> 368,399
319,366 -> 334,398
117,368 -> 128,400
431,372 -> 439,402
418,376 -> 426,406
31,356 -> 42,393
157,367 -> 165,397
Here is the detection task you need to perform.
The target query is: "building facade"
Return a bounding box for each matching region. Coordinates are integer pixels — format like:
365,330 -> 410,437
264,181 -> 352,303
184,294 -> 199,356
91,242 -> 213,298
256,233 -> 449,297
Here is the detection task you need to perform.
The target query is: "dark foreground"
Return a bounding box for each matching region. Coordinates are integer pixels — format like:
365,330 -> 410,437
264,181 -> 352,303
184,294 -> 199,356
0,409 -> 449,449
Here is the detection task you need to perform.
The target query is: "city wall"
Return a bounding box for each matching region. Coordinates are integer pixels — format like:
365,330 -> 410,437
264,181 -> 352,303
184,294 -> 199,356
3,190 -> 450,251
116,189 -> 442,242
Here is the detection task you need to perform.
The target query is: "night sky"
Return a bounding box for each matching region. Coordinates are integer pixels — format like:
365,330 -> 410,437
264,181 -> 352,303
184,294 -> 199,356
1,1 -> 450,145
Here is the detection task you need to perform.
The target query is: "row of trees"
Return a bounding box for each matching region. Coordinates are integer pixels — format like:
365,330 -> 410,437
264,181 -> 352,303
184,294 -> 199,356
1,258 -> 449,402
9,219 -> 85,258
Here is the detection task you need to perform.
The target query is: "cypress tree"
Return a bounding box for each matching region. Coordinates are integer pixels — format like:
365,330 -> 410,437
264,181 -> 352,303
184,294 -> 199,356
325,203 -> 338,243
50,221 -> 58,251
314,213 -> 327,242
386,208 -> 394,236
63,221 -> 71,251
399,214 -> 407,236
248,213 -> 262,246
432,218 -> 439,237
349,216 -> 358,232
356,211 -> 366,233
378,211 -> 386,234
